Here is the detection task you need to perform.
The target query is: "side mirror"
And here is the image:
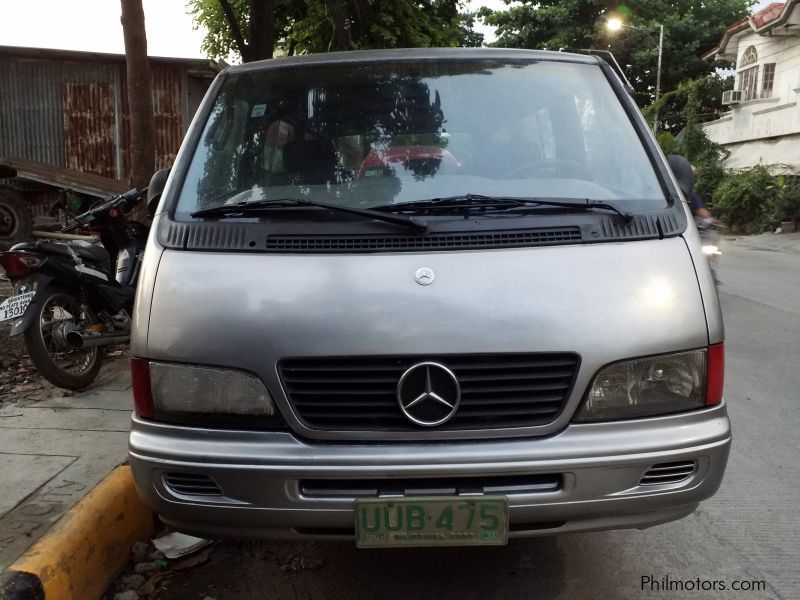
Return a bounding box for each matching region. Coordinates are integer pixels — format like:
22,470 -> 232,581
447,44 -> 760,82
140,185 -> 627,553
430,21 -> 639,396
667,155 -> 694,197
146,168 -> 170,217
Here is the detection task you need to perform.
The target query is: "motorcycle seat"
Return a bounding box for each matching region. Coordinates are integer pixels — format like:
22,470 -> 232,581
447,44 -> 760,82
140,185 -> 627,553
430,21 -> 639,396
70,243 -> 111,265
39,242 -> 111,269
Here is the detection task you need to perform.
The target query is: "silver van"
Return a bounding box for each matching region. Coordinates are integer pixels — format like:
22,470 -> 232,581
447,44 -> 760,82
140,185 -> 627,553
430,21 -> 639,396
129,48 -> 729,547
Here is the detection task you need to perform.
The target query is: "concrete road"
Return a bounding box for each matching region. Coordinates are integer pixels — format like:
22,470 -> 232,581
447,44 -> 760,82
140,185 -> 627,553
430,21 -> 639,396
148,234 -> 800,600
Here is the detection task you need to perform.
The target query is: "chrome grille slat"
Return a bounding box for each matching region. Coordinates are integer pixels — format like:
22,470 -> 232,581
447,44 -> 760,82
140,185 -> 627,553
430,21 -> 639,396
646,464 -> 695,472
639,461 -> 697,486
164,472 -> 223,496
456,370 -> 575,382
460,383 -> 571,394
293,396 -> 566,408
280,353 -> 580,433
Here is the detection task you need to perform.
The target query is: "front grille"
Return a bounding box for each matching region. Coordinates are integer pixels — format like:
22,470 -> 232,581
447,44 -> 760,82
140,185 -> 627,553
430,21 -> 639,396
264,228 -> 582,253
300,474 -> 562,498
639,461 -> 697,486
279,353 -> 580,432
163,472 -> 223,496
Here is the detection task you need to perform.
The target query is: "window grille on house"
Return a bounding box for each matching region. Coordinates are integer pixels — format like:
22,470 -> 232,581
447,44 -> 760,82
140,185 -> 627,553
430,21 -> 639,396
738,46 -> 760,101
761,63 -> 776,98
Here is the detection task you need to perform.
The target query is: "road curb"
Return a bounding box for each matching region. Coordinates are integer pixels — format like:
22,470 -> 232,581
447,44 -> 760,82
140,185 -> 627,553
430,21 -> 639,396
1,465 -> 155,600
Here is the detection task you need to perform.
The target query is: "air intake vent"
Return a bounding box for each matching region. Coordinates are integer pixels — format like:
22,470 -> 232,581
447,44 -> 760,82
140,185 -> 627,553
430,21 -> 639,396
264,228 -> 582,253
639,461 -> 696,486
300,474 -> 562,498
164,472 -> 223,496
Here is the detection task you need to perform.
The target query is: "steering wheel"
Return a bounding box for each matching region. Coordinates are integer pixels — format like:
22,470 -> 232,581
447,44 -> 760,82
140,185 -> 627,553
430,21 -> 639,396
504,158 -> 588,179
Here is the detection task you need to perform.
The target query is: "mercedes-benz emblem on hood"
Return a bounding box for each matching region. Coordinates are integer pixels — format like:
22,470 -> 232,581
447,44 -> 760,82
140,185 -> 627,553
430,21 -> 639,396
414,267 -> 435,286
397,362 -> 460,427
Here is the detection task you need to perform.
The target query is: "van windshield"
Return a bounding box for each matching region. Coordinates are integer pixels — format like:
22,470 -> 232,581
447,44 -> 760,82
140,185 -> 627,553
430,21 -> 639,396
175,59 -> 665,219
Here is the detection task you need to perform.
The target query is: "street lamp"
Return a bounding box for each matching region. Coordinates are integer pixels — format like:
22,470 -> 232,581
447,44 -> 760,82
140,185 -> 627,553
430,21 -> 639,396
606,18 -> 664,133
607,18 -> 623,32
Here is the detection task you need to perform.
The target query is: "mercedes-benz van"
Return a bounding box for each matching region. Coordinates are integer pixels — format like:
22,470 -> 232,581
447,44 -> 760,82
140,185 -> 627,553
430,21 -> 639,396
129,48 -> 729,548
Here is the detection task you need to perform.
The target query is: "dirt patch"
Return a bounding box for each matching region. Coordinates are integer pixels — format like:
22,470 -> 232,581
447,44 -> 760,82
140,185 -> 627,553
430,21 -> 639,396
0,275 -> 128,406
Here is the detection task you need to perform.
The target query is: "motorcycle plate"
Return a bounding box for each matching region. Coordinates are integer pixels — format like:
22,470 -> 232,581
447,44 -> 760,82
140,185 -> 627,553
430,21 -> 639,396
0,291 -> 35,323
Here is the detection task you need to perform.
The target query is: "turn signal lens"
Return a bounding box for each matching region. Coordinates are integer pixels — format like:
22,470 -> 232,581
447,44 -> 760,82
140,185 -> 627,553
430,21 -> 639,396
131,357 -> 153,418
575,349 -> 708,422
706,343 -> 724,406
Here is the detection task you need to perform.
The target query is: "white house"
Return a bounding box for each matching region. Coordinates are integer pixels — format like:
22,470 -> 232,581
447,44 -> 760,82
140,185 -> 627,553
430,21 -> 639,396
702,1 -> 800,174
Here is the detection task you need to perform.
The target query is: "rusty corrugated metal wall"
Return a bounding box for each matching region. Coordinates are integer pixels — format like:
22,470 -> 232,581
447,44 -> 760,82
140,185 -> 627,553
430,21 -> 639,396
0,54 -> 192,182
64,80 -> 117,178
119,66 -> 186,177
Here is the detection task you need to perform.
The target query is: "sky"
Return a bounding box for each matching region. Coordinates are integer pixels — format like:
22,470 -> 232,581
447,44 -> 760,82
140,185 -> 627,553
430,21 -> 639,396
0,0 -> 778,59
0,1 -> 208,58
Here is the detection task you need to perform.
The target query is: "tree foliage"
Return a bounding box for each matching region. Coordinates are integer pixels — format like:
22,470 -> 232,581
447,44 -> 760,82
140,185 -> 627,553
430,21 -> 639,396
458,11 -> 485,48
189,0 -> 276,61
643,73 -> 734,132
189,0 -> 464,61
657,78 -> 727,204
479,0 -> 754,111
712,165 -> 782,233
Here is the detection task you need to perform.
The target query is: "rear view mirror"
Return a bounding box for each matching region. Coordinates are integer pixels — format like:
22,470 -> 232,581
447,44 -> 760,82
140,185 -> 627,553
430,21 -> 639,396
667,155 -> 694,197
147,168 -> 170,217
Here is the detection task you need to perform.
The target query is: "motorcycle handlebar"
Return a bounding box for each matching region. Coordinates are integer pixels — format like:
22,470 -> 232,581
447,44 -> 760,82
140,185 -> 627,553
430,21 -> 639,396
60,221 -> 83,233
61,187 -> 147,232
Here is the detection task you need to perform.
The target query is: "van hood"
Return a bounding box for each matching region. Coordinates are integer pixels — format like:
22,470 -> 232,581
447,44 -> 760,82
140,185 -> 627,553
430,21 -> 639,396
144,237 -> 707,433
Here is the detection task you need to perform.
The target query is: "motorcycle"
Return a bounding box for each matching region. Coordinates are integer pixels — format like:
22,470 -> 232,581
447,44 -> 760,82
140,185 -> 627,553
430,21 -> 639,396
696,216 -> 722,285
0,187 -> 152,389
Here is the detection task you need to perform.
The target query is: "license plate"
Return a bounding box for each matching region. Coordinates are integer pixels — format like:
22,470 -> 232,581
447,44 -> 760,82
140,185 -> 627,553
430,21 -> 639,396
0,291 -> 35,323
355,496 -> 508,548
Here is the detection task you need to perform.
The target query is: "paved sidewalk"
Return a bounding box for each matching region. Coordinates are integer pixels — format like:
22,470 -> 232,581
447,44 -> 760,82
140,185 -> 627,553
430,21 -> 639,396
0,368 -> 132,571
722,230 -> 800,253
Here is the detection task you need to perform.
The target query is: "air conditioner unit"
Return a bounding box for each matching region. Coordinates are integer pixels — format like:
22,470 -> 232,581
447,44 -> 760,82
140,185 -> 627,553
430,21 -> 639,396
722,90 -> 743,105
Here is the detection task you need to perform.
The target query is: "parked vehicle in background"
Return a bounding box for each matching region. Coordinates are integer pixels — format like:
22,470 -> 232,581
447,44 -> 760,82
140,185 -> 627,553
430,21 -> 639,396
129,48 -> 729,548
666,155 -> 722,286
0,187 -> 156,389
697,217 -> 722,284
0,158 -> 131,250
0,163 -> 33,249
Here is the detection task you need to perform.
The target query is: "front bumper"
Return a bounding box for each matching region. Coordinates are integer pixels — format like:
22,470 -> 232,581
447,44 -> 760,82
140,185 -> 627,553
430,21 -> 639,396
129,404 -> 731,540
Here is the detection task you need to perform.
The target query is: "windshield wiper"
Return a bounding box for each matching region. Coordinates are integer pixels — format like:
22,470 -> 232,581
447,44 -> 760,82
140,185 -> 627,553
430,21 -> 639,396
191,198 -> 428,231
374,194 -> 634,222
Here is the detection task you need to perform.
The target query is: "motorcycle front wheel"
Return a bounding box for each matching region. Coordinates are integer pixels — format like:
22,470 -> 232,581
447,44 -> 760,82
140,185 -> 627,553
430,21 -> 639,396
23,287 -> 103,390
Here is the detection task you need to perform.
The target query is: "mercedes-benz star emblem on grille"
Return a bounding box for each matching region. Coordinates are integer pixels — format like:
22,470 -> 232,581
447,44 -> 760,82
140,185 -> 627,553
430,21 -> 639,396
396,362 -> 461,427
414,267 -> 435,286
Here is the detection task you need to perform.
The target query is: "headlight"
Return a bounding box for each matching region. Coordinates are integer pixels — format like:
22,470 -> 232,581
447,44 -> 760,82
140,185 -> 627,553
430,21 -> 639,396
574,349 -> 713,422
132,359 -> 280,425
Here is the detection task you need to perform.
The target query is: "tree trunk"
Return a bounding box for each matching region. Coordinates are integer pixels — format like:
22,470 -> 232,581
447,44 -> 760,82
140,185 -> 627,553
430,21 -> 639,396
120,0 -> 155,192
217,0 -> 248,58
325,0 -> 351,51
246,0 -> 275,61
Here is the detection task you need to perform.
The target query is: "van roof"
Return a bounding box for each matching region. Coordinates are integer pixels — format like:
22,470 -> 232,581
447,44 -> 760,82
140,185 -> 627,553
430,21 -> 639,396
226,47 -> 600,75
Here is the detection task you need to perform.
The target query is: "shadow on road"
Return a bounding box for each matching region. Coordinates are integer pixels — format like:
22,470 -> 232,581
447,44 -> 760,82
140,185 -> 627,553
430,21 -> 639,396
153,537 -> 566,600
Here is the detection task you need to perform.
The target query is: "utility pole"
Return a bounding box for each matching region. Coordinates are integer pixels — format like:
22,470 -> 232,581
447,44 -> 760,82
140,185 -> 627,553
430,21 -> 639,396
652,23 -> 664,134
